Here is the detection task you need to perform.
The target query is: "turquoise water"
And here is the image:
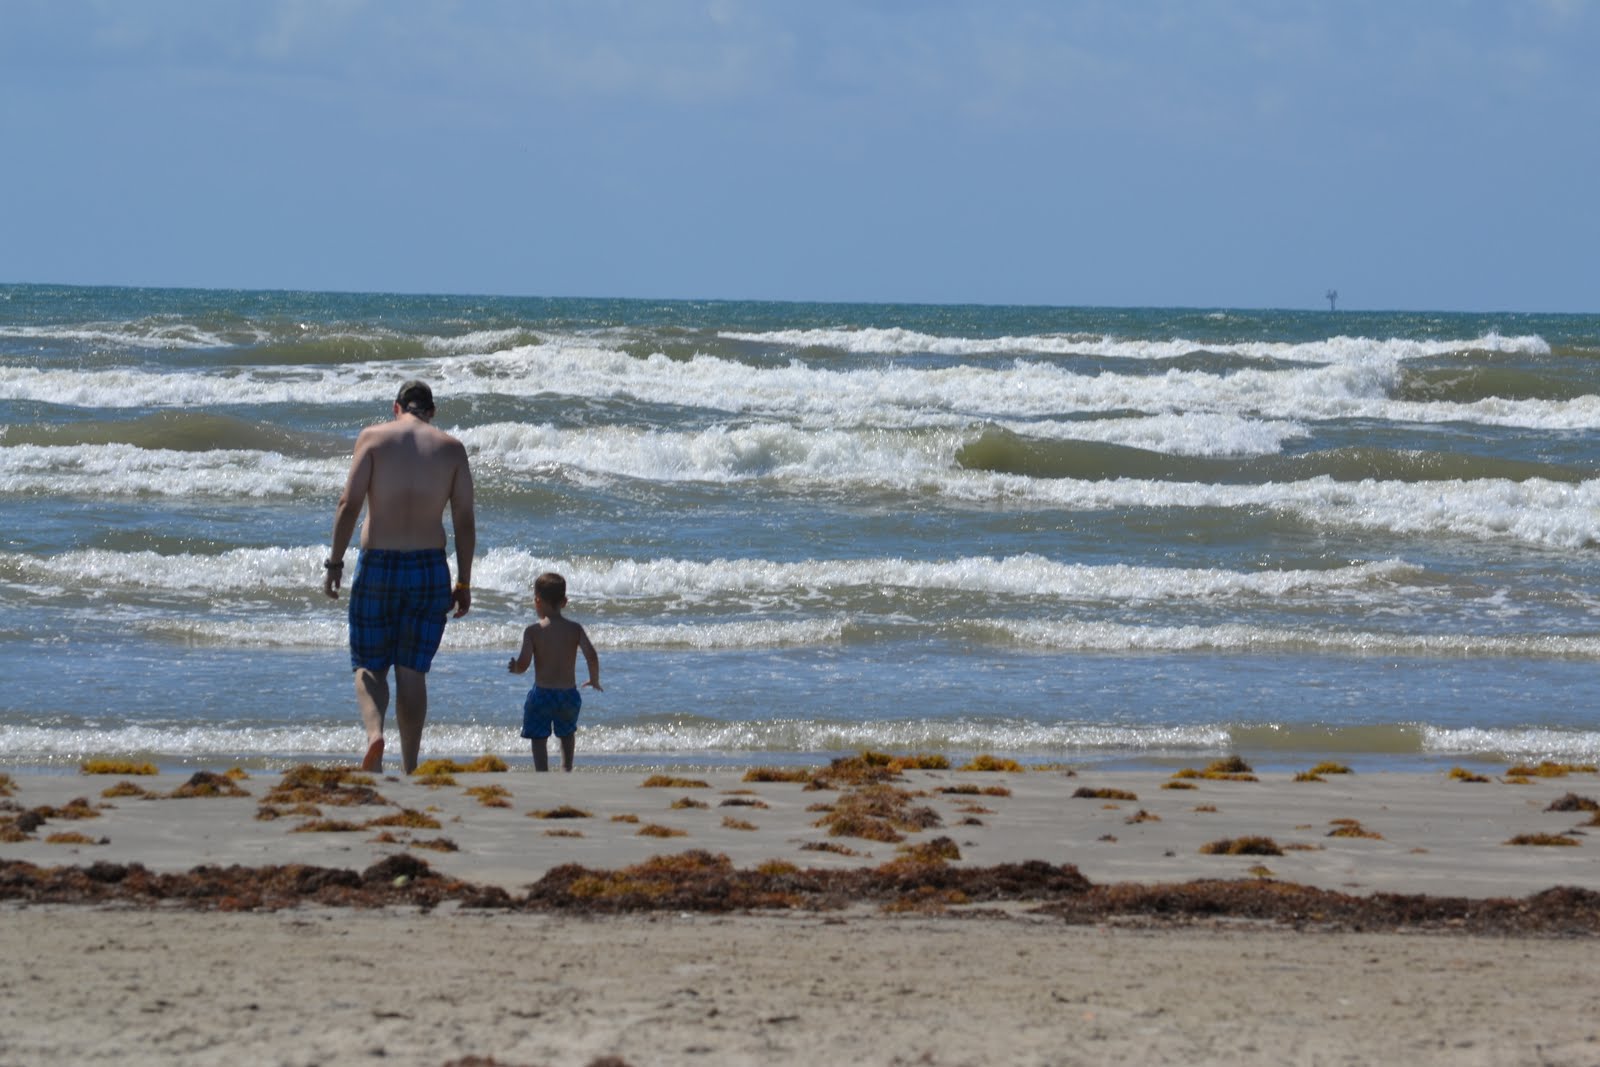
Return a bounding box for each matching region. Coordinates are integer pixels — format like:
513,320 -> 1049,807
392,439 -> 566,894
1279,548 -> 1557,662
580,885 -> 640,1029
3,283 -> 1599,771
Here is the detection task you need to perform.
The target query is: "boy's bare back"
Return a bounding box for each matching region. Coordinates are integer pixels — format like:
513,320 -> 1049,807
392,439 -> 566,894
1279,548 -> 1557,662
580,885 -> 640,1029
510,607 -> 601,692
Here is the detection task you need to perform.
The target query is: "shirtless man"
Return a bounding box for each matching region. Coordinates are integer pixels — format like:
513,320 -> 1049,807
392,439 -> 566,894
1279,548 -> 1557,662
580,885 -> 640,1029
322,380 -> 475,774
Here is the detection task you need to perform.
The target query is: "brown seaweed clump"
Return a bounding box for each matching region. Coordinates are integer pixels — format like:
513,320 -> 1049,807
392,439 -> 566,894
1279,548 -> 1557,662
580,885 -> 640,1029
1173,756 -> 1258,782
529,805 -> 592,820
522,849 -> 1087,914
937,784 -> 1012,797
1505,833 -> 1580,847
169,772 -> 250,799
636,824 -> 687,838
264,765 -> 387,808
803,751 -> 951,791
640,775 -> 710,789
1448,767 -> 1491,783
4,855 -> 1598,933
1327,818 -> 1383,840
721,816 -> 758,831
1199,836 -> 1284,856
79,760 -> 157,776
464,785 -> 512,808
959,754 -> 1022,773
813,783 -> 943,843
45,832 -> 106,846
896,836 -> 961,863
1546,793 -> 1600,813
669,796 -> 709,810
101,781 -> 152,799
413,755 -> 509,775
365,809 -> 443,830
0,853 -> 472,912
742,767 -> 814,784
1073,787 -> 1138,802
0,773 -> 15,798
1506,761 -> 1598,779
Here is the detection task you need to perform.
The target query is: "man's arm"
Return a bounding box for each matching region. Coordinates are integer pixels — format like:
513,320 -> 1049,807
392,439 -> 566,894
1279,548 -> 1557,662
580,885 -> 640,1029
323,433 -> 374,599
448,443 -> 476,617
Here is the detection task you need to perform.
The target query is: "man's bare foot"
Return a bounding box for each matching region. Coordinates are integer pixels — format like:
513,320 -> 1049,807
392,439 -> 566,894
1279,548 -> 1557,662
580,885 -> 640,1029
361,738 -> 384,772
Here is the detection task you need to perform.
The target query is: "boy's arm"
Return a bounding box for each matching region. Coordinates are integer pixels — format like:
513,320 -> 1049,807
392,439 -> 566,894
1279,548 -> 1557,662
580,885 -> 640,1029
508,627 -> 535,674
577,626 -> 601,691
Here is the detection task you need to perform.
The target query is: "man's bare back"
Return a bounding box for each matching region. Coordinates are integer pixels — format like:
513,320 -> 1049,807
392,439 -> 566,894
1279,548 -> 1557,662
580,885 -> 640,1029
345,418 -> 472,552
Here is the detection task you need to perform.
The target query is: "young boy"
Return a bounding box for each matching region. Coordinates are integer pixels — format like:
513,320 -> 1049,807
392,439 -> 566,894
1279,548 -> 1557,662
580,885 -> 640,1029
508,572 -> 601,772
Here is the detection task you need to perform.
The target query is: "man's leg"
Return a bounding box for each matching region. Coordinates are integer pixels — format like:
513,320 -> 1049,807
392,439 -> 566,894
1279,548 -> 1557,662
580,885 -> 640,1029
559,734 -> 576,773
394,665 -> 429,774
355,668 -> 389,771
531,737 -> 550,772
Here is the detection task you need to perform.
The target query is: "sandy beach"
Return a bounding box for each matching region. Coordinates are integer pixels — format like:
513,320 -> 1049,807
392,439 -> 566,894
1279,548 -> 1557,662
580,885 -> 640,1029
4,757 -> 1600,1065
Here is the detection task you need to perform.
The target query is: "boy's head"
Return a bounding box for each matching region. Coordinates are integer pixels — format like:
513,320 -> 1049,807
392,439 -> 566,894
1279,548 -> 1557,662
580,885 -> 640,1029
534,572 -> 567,610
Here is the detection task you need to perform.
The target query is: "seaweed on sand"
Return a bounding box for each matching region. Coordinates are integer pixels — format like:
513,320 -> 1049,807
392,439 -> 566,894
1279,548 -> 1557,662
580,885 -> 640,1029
529,805 -> 592,819
741,767 -> 814,784
1199,836 -> 1284,856
640,775 -> 710,789
812,783 -> 942,843
169,772 -> 250,799
464,785 -> 512,808
1505,833 -> 1580,847
959,754 -> 1022,773
265,765 -> 386,807
79,760 -> 158,776
1073,787 -> 1138,801
4,854 -> 1598,933
413,755 -> 510,775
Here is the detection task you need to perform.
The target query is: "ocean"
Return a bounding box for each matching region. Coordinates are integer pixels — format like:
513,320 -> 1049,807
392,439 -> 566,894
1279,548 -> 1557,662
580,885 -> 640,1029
3,283 -> 1598,773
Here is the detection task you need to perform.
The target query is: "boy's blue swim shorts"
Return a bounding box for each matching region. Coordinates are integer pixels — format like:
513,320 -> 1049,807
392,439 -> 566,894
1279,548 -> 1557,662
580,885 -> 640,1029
347,548 -> 452,673
521,686 -> 582,739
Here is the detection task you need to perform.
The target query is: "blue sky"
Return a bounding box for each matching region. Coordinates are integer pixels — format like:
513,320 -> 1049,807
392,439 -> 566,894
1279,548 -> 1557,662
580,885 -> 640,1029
2,1 -> 1595,311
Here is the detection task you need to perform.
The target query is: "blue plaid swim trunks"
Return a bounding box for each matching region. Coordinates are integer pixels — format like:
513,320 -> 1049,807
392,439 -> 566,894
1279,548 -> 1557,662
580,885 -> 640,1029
347,548 -> 452,673
521,687 -> 582,739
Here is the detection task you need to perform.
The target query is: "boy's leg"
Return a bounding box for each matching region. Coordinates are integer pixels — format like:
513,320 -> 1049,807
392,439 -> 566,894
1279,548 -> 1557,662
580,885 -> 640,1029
394,666 -> 428,775
354,668 -> 389,771
531,737 -> 550,772
559,734 -> 576,772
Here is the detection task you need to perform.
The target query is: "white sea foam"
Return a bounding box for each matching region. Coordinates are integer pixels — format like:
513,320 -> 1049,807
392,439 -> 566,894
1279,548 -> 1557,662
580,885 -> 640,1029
3,337 -> 1595,432
0,546 -> 1415,603
718,327 -> 1551,363
0,443 -> 341,496
5,422 -> 1598,549
997,621 -> 1600,659
1421,726 -> 1600,762
0,720 -> 1238,762
0,321 -> 245,350
5,718 -> 1593,763
1003,412 -> 1310,456
146,616 -> 848,651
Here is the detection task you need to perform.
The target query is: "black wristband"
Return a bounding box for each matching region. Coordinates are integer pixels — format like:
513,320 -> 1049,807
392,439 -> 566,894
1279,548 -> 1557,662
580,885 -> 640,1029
324,559 -> 344,571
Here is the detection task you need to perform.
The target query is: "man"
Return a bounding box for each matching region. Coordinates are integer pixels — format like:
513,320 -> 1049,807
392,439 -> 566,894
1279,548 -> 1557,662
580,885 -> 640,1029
322,380 -> 475,774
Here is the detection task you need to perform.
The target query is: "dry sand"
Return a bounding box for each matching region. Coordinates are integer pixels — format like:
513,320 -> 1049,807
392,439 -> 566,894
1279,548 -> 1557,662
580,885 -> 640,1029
3,759 -> 1600,1065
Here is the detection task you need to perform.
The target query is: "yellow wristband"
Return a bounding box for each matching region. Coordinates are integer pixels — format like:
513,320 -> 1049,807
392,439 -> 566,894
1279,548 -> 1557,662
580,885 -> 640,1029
454,582 -> 470,590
